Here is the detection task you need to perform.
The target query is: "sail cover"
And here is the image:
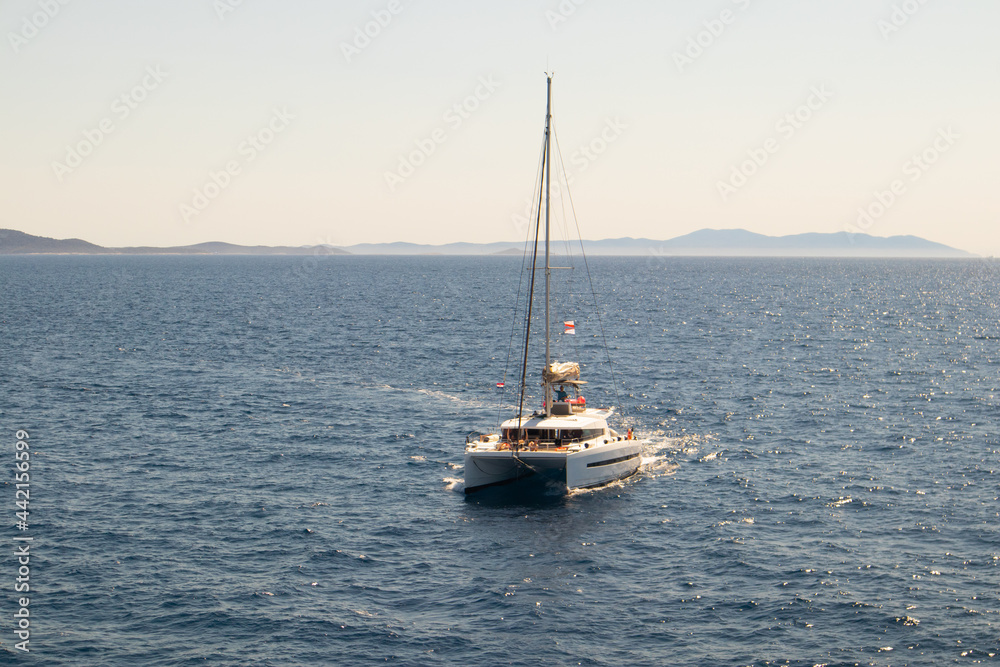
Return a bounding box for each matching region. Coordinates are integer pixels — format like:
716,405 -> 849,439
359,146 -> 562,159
543,361 -> 581,384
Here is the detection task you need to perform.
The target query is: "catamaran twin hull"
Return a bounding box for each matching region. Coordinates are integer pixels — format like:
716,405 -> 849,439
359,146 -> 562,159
463,76 -> 644,496
464,437 -> 643,494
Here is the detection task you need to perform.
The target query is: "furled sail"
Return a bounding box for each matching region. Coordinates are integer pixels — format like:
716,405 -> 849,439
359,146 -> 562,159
543,361 -> 580,384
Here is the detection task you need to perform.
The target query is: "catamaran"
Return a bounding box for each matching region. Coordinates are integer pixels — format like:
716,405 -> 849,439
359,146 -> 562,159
463,75 -> 644,494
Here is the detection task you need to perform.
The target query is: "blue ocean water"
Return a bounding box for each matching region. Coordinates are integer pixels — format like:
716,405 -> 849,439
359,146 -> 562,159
0,255 -> 997,666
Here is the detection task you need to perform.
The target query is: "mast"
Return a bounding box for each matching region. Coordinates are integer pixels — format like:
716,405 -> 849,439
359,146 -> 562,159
543,74 -> 553,417
515,78 -> 548,440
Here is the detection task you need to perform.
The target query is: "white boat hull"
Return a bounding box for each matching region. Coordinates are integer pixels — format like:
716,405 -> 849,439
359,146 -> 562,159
464,439 -> 643,493
566,440 -> 644,490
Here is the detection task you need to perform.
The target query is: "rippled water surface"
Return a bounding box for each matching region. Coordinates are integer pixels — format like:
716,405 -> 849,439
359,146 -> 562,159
1,256 -> 998,666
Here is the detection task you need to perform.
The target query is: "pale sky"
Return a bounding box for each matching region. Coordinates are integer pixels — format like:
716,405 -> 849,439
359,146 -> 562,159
2,1 -> 998,253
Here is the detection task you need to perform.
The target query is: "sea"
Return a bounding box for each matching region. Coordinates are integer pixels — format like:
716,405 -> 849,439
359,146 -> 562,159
0,255 -> 997,666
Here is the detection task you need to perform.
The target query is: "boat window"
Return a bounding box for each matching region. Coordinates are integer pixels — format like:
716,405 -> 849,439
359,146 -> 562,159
559,428 -> 605,442
503,428 -> 556,441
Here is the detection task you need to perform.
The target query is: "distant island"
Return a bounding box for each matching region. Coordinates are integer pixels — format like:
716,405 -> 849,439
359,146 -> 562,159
0,229 -> 350,256
0,228 -> 973,257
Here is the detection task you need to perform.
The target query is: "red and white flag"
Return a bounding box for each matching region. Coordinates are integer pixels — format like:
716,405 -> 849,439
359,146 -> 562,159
496,382 -> 505,388
563,321 -> 575,335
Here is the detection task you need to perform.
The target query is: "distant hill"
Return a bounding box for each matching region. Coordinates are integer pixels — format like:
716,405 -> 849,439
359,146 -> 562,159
344,241 -> 523,255
343,229 -> 972,257
0,228 -> 972,257
583,229 -> 973,257
0,229 -> 106,254
0,229 -> 349,256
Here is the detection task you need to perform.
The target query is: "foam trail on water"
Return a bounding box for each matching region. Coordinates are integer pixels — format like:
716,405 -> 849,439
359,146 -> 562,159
443,477 -> 464,493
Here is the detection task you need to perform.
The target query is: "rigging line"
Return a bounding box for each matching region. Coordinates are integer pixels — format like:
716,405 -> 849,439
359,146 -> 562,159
497,127 -> 549,431
550,124 -> 578,357
551,125 -> 626,418
516,136 -> 547,445
550,127 -> 575,262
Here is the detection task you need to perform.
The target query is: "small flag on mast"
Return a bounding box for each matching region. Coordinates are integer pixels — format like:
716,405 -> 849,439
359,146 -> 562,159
496,382 -> 505,388
563,321 -> 575,335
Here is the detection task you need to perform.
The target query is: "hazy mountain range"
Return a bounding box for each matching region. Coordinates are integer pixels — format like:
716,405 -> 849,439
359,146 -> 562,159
0,228 -> 973,257
0,229 -> 350,256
